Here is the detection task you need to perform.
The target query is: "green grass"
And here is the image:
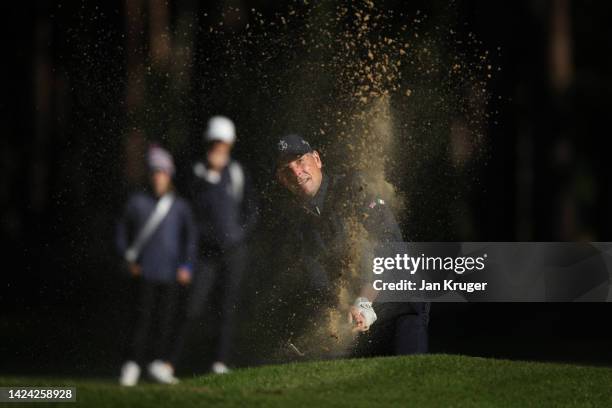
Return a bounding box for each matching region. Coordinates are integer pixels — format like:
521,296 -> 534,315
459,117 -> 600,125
1,355 -> 611,407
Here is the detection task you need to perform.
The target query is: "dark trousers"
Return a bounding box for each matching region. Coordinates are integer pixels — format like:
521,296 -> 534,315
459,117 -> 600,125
171,245 -> 246,365
125,279 -> 181,364
352,302 -> 430,357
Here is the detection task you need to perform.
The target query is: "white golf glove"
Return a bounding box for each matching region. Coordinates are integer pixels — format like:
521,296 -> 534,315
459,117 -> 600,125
352,297 -> 377,330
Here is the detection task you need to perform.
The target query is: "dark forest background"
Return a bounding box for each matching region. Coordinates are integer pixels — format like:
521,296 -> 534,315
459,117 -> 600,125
2,0 -> 612,376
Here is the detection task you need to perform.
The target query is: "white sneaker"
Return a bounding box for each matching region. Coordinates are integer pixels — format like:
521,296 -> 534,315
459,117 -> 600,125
119,361 -> 140,386
211,361 -> 230,374
148,360 -> 179,384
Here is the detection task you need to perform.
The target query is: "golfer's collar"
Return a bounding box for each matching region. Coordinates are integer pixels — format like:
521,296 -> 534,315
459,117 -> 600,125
302,174 -> 328,216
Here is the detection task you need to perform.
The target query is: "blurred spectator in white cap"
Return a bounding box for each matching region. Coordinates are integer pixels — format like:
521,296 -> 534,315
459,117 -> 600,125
172,115 -> 258,375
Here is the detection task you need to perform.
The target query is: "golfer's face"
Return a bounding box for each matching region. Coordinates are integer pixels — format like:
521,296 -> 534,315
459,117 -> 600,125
277,151 -> 323,199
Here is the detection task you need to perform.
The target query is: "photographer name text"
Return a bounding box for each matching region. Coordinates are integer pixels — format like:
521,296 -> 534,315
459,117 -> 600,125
372,279 -> 488,293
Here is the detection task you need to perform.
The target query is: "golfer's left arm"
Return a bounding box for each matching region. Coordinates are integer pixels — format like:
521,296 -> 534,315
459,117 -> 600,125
352,196 -> 403,331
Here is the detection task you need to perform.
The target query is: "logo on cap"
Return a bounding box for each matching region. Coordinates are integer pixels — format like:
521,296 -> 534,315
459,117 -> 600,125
278,140 -> 288,151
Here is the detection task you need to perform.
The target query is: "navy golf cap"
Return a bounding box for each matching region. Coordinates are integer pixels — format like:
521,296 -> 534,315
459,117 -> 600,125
276,134 -> 313,165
